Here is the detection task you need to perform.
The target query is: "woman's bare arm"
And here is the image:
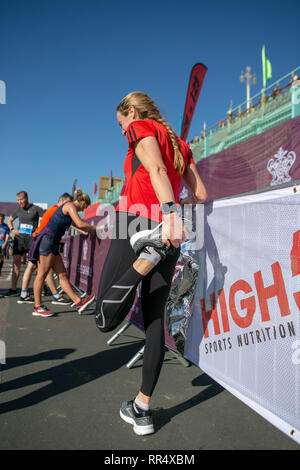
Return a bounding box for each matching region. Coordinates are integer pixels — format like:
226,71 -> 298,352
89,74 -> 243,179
63,203 -> 96,233
183,162 -> 207,203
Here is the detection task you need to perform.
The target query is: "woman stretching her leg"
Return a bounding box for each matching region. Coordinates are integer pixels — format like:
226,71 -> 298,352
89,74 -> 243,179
95,92 -> 207,435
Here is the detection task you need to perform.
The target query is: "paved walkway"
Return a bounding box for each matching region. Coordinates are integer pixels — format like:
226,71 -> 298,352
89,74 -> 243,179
0,260 -> 298,451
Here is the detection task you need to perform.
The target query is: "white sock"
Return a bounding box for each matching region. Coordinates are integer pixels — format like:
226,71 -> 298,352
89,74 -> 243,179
53,293 -> 60,300
134,396 -> 150,412
21,290 -> 27,298
138,246 -> 162,266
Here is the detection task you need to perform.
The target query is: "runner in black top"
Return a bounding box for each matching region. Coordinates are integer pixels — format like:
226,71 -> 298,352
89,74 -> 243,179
7,191 -> 44,295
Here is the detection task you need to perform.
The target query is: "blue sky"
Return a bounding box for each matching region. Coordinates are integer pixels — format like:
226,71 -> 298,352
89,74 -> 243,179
1,0 -> 300,207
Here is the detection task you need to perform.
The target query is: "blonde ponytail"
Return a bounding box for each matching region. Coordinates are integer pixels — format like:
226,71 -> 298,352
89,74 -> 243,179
74,189 -> 91,207
117,92 -> 185,175
155,116 -> 185,175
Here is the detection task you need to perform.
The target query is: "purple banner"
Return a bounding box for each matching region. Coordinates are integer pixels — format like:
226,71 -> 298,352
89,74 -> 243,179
0,202 -> 18,216
189,116 -> 300,202
61,216 -> 109,296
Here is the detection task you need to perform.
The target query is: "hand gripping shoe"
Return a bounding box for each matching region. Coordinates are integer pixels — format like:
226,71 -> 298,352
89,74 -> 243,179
130,223 -> 175,260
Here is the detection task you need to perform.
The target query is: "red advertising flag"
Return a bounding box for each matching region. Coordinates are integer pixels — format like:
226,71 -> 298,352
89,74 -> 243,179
83,201 -> 100,220
180,63 -> 207,142
93,183 -> 97,195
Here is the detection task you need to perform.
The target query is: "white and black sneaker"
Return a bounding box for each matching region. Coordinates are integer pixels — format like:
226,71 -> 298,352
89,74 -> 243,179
17,294 -> 34,304
120,400 -> 155,436
5,289 -> 18,297
130,223 -> 174,260
51,294 -> 72,305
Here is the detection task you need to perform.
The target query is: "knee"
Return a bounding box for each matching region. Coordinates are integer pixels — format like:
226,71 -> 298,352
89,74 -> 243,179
28,262 -> 37,273
95,309 -> 110,333
35,272 -> 48,283
95,301 -> 115,333
14,257 -> 21,269
58,272 -> 68,283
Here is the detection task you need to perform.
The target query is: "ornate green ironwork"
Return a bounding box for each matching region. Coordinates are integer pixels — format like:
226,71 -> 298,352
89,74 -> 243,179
190,66 -> 300,162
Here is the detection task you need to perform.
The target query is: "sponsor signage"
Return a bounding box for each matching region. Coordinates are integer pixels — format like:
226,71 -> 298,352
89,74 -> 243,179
184,185 -> 300,443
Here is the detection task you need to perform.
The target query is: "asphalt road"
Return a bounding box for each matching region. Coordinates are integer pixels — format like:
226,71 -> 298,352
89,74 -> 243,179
0,260 -> 299,451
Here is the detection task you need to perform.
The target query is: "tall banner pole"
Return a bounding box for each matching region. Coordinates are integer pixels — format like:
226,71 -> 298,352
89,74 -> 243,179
66,178 -> 78,235
180,63 -> 208,142
71,178 -> 78,198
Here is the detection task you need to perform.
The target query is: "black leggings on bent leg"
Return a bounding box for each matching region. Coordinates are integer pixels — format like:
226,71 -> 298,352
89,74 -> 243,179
94,212 -> 180,397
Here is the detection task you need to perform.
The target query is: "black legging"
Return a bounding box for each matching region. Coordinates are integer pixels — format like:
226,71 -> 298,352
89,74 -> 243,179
95,212 -> 180,397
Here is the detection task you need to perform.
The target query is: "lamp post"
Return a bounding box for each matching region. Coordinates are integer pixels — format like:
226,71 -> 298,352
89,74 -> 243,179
240,66 -> 257,110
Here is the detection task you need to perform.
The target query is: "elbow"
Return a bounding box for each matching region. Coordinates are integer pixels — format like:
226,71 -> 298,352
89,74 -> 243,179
75,221 -> 86,230
150,165 -> 168,177
194,188 -> 207,203
149,165 -> 168,184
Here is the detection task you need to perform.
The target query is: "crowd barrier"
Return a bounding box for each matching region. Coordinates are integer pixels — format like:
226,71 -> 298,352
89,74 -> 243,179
183,184 -> 300,444
61,182 -> 299,443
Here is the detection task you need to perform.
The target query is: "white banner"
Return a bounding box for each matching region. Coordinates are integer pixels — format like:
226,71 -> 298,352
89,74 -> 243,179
184,185 -> 300,444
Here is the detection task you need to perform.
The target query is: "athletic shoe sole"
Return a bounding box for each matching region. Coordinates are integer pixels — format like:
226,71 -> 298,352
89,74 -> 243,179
119,409 -> 155,436
51,300 -> 72,305
130,224 -> 173,259
4,291 -> 18,297
32,311 -> 56,317
17,298 -> 34,304
77,295 -> 95,314
130,224 -> 162,249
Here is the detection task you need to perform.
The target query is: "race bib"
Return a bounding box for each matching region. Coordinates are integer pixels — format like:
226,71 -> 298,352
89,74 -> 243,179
19,224 -> 33,235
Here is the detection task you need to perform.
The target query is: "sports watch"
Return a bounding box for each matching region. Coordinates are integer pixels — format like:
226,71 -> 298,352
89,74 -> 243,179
160,202 -> 178,215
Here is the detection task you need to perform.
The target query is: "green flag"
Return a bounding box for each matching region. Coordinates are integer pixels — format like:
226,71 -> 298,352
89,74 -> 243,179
262,45 -> 272,88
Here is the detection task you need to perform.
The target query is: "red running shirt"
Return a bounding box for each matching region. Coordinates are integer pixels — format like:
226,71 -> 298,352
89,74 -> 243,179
116,119 -> 194,222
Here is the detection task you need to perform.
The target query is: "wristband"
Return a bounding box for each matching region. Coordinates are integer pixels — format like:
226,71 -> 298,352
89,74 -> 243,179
161,202 -> 178,215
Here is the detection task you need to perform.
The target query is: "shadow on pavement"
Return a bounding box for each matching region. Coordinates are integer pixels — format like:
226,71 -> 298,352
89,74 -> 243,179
153,373 -> 224,432
1,348 -> 76,370
0,341 -> 144,414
